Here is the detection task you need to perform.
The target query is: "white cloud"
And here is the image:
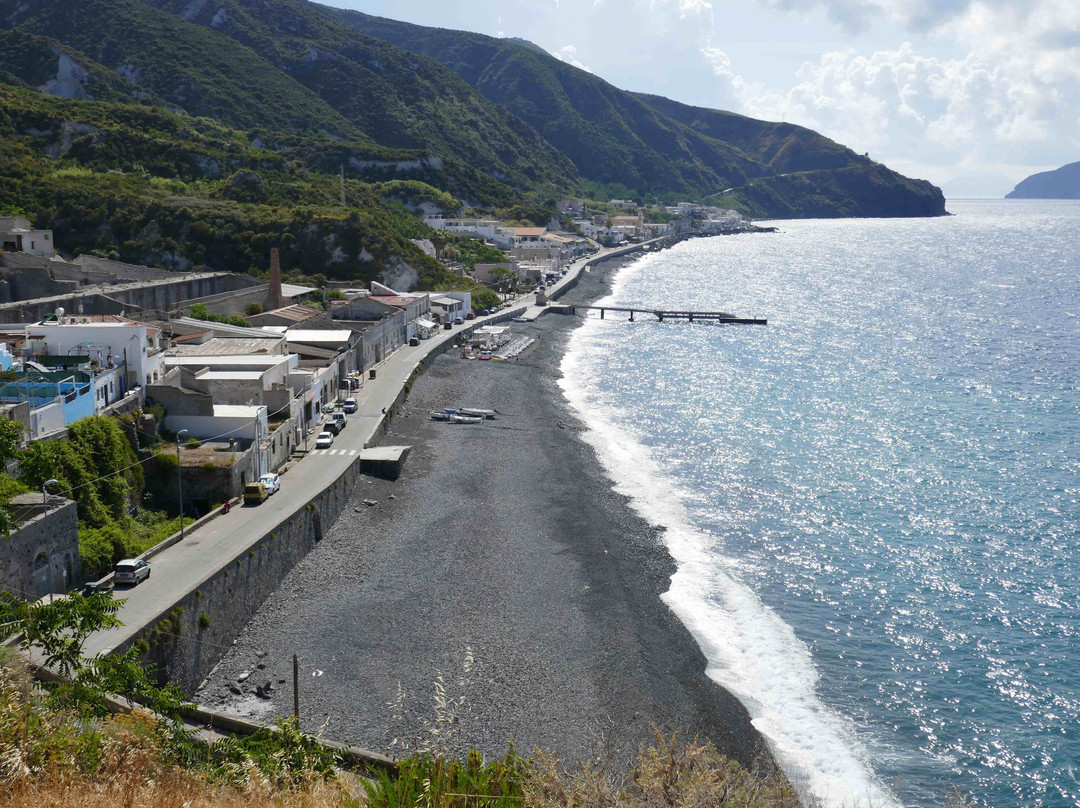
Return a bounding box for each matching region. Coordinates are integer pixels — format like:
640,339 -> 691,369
553,44 -> 590,71
696,0 -> 1080,184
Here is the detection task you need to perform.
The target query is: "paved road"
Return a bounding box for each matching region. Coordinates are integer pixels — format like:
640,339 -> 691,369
81,306 -> 515,658
81,239 -> 648,658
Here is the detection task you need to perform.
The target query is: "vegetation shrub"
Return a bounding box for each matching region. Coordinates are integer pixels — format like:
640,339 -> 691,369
186,437 -> 202,449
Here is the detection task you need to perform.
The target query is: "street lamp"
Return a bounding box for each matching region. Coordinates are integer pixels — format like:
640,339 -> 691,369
175,429 -> 188,540
42,478 -> 58,507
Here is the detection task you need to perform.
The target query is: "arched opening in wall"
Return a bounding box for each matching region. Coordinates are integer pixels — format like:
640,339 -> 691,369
32,551 -> 49,599
312,509 -> 322,542
146,374 -> 151,385
65,553 -> 74,590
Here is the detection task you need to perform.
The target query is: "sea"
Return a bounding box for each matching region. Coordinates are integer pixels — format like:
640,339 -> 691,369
559,200 -> 1080,808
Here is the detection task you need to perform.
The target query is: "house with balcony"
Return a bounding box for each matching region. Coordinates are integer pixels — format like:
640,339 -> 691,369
22,314 -> 163,407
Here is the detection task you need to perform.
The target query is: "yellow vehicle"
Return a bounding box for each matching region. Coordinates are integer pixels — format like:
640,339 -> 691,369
243,482 -> 269,505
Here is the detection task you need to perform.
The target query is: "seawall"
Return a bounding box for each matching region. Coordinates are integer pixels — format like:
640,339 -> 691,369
121,455 -> 366,694
119,304 -> 527,695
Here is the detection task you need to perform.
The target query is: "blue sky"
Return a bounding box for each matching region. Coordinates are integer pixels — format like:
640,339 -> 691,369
330,0 -> 1080,196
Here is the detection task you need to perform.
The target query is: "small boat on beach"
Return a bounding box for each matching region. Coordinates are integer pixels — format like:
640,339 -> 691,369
458,407 -> 496,419
450,414 -> 483,424
430,411 -> 452,421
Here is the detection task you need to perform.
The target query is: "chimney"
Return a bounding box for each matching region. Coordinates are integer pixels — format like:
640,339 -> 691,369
269,248 -> 283,310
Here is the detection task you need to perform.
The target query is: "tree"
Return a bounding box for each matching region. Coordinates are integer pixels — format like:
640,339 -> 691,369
0,417 -> 26,467
0,590 -> 122,677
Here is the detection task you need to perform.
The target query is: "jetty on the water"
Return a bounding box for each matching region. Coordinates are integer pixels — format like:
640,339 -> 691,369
557,304 -> 767,325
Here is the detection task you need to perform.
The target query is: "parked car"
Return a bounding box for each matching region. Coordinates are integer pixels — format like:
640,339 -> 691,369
331,412 -> 348,430
324,419 -> 342,435
243,482 -> 269,505
443,321 -> 452,330
409,336 -> 420,346
315,431 -> 334,449
454,317 -> 464,325
466,311 -> 476,320
114,558 -> 150,586
259,473 -> 280,495
324,403 -> 336,414
342,397 -> 358,413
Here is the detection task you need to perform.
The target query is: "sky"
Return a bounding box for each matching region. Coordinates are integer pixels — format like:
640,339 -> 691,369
330,0 -> 1080,197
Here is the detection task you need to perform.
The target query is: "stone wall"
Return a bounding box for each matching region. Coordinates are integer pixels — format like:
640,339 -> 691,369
120,455 -> 367,694
0,273 -> 261,324
0,495 -> 80,599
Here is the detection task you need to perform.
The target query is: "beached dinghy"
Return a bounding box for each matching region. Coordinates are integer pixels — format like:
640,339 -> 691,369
449,414 -> 483,424
458,407 -> 496,419
430,411 -> 452,421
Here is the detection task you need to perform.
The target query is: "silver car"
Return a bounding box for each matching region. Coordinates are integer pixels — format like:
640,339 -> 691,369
114,558 -> 150,586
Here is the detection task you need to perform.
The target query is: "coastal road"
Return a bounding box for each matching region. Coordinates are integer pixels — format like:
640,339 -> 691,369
79,305 -> 517,658
79,239 -> 646,658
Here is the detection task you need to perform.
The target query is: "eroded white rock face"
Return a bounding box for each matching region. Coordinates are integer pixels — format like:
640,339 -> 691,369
380,257 -> 420,291
210,7 -> 229,28
42,52 -> 89,99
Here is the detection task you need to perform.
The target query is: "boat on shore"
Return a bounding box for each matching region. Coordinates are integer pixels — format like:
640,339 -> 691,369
459,407 -> 496,419
450,414 -> 483,424
430,411 -> 452,421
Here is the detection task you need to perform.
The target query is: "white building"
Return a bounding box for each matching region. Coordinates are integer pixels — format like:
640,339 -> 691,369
0,217 -> 55,258
165,404 -> 267,442
24,314 -> 163,394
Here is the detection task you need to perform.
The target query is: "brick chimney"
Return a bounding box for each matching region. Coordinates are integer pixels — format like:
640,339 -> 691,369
269,248 -> 283,310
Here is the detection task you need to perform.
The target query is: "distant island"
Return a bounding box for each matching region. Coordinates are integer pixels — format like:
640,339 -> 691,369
1006,161 -> 1080,199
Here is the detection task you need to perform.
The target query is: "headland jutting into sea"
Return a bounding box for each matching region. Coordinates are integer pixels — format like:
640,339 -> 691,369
196,236 -> 780,775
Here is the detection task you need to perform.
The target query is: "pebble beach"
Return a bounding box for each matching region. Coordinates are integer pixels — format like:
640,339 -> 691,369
196,256 -> 771,770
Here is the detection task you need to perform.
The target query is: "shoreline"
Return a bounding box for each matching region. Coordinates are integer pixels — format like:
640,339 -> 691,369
195,239 -> 776,772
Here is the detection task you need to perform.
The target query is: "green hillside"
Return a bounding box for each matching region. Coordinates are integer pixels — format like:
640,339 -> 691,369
0,0 -> 361,138
0,84 -> 472,289
633,93 -> 867,173
141,0 -> 580,192
330,8 -> 946,216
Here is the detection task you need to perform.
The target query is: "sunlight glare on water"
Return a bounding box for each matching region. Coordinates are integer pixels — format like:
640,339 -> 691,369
560,201 -> 1080,808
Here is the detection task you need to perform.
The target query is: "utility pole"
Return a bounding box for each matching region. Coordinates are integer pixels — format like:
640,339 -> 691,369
293,653 -> 299,721
176,429 -> 188,540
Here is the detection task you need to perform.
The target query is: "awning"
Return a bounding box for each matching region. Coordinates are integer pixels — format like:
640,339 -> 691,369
416,318 -> 438,330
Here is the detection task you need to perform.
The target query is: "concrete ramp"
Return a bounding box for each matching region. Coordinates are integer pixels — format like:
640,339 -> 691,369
360,446 -> 411,480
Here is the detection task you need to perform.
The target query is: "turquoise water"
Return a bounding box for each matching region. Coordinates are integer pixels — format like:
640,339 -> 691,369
560,201 -> 1080,807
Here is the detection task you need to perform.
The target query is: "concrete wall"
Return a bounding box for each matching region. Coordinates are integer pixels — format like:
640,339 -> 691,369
121,454 -> 370,694
0,273 -> 261,324
0,496 -> 80,599
147,380 -> 214,417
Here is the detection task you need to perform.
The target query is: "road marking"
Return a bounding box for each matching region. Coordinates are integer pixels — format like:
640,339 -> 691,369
349,450 -> 358,456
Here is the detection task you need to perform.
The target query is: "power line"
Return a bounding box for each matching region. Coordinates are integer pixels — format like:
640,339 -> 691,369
41,384 -> 311,496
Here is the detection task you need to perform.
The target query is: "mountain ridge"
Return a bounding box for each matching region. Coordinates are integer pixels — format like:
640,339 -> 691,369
327,5 -> 945,216
1006,161 -> 1080,199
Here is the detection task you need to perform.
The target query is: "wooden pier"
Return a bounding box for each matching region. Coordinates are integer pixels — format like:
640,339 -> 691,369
559,304 -> 766,325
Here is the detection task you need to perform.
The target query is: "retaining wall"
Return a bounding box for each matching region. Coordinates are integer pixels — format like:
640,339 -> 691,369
121,454 -> 368,695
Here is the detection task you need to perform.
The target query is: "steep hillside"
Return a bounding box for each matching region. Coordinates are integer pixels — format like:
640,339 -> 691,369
0,29 -> 159,104
141,0 -> 580,192
329,9 -> 762,196
0,84 -> 470,289
0,0 -> 580,196
0,0 -> 361,138
710,164 -> 946,219
1006,161 -> 1080,199
633,93 -> 867,174
330,6 -> 946,216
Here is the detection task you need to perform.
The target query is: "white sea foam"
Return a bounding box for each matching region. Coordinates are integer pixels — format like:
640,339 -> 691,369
558,259 -> 899,808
